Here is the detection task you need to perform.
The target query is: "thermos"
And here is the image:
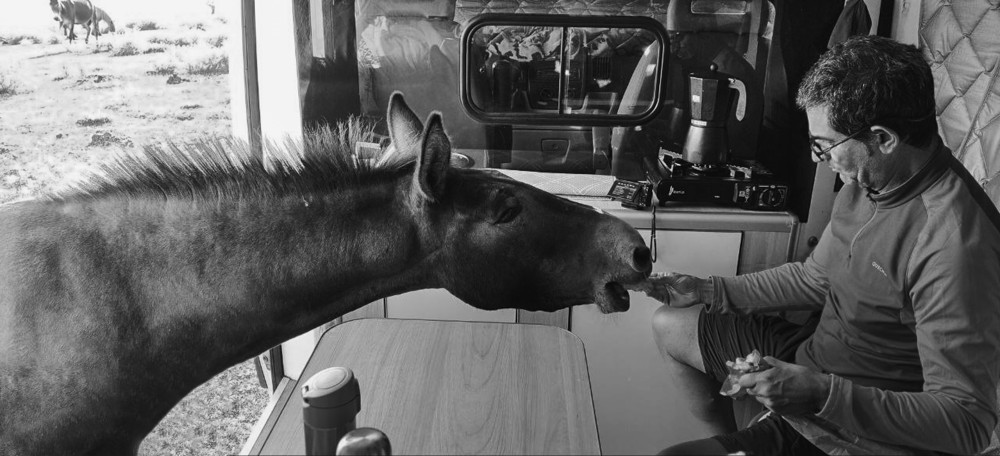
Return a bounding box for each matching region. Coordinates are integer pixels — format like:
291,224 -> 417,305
302,366 -> 361,456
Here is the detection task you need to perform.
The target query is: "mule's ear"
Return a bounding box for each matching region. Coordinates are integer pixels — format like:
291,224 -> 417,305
412,113 -> 451,202
387,91 -> 423,160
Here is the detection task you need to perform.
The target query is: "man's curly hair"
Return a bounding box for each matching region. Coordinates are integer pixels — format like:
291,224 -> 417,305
796,35 -> 937,147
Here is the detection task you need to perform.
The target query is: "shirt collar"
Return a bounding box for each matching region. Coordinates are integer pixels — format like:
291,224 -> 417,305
868,139 -> 951,208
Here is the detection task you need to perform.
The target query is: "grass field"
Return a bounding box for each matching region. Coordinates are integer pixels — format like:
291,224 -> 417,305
0,20 -> 233,202
1,15 -> 270,456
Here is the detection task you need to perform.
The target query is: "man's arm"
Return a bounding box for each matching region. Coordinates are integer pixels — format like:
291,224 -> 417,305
712,258 -> 828,313
816,378 -> 995,454
709,222 -> 834,313
633,223 -> 834,312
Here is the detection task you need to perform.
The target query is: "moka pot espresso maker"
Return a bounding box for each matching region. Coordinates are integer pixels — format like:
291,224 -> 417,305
682,63 -> 746,165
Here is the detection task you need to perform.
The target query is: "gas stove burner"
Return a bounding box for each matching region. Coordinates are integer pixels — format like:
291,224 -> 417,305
659,153 -> 738,178
688,163 -> 732,177
654,151 -> 789,211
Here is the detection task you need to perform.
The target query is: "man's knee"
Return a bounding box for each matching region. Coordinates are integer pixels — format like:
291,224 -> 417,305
652,305 -> 683,339
652,305 -> 703,368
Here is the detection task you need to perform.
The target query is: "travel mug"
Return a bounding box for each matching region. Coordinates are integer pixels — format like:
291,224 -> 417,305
302,366 -> 361,456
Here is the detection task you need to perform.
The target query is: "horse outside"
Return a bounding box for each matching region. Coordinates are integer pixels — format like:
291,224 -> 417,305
93,6 -> 116,34
50,0 -> 115,43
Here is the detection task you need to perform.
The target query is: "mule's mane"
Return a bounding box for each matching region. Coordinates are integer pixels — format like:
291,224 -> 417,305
53,119 -> 413,202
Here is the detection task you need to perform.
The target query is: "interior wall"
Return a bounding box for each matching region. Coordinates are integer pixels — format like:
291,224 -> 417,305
253,2 -> 305,145
916,0 -> 1000,205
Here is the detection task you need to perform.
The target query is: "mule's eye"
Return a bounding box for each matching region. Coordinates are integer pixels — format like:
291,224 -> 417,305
493,196 -> 522,224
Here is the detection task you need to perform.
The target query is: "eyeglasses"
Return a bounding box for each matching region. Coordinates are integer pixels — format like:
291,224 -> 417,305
810,128 -> 868,161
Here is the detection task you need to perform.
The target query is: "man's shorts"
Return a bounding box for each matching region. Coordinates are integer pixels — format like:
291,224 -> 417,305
698,310 -> 825,456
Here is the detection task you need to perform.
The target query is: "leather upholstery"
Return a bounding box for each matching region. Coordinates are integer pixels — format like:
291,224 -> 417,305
920,0 -> 1000,206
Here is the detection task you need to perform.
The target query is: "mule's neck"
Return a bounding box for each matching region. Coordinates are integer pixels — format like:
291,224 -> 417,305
92,175 -> 440,368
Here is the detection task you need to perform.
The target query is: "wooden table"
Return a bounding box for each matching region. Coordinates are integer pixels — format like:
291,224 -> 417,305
248,318 -> 601,455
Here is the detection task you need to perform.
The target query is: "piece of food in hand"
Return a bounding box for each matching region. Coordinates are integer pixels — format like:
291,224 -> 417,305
623,278 -> 652,292
719,349 -> 771,398
624,273 -> 665,291
623,273 -> 676,295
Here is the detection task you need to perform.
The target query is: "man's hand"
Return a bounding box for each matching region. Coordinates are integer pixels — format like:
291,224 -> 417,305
626,272 -> 705,308
737,357 -> 832,416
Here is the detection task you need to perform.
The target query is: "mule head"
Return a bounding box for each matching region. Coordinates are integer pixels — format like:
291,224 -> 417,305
387,92 -> 652,313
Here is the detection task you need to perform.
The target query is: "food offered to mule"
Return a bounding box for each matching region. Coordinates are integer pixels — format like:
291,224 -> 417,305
720,349 -> 771,398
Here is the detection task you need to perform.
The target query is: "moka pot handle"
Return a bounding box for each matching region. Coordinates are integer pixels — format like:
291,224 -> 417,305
728,78 -> 746,121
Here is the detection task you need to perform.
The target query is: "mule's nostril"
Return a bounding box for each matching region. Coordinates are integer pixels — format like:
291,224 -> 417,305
632,246 -> 652,273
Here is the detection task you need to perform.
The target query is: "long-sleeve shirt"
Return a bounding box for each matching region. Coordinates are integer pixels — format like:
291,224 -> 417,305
705,142 -> 1000,455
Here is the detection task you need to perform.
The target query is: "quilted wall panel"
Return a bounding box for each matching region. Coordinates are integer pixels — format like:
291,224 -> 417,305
920,0 -> 1000,204
921,5 -> 1000,453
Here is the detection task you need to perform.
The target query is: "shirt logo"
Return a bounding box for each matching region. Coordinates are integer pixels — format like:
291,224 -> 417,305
871,261 -> 888,278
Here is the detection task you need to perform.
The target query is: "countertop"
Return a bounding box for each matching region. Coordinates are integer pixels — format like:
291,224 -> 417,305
572,196 -> 798,232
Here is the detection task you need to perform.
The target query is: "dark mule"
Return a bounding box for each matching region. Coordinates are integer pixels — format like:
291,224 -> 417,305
50,0 -> 96,43
0,93 -> 651,455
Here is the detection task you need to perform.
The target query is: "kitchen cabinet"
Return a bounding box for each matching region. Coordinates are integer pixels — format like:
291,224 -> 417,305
572,230 -> 742,455
569,200 -> 797,454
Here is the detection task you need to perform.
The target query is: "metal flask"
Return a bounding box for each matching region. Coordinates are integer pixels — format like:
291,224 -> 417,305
302,366 -> 361,456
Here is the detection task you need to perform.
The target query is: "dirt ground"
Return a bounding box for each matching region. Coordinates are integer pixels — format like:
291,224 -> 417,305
1,19 -> 269,456
0,38 -> 231,202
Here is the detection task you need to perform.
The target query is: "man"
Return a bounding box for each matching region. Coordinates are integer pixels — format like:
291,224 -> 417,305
636,35 -> 1000,455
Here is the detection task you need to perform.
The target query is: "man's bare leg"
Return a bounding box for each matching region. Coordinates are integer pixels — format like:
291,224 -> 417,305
652,305 -> 737,435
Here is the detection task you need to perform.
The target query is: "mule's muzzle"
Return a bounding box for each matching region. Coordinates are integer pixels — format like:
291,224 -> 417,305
631,246 -> 652,274
600,281 -> 631,312
595,246 -> 652,313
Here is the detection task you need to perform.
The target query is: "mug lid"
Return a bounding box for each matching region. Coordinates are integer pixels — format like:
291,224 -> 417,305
302,366 -> 361,408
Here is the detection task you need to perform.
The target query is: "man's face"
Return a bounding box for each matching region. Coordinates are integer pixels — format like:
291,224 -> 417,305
806,105 -> 878,188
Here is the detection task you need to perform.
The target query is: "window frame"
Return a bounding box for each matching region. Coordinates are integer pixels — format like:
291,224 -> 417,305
460,13 -> 669,127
